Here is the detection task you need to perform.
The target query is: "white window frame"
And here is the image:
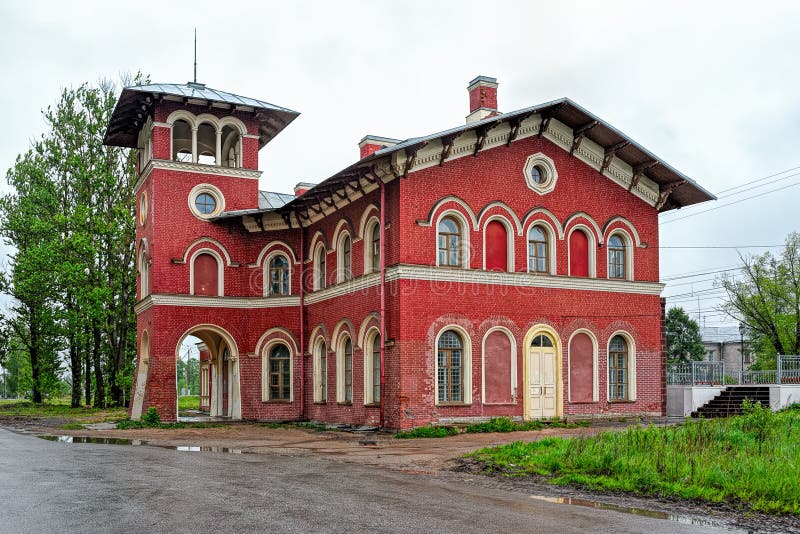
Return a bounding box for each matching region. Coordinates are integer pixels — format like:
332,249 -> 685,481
435,210 -> 470,269
607,331 -> 636,402
363,328 -> 381,405
434,325 -> 472,405
261,340 -> 293,402
336,334 -> 354,403
313,337 -> 328,403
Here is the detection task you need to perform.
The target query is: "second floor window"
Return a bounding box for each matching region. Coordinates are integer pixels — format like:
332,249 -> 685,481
608,235 -> 625,279
268,255 -> 290,296
438,216 -> 462,267
528,226 -> 549,273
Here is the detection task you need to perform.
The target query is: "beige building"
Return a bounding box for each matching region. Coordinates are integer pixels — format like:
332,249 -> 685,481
701,326 -> 754,374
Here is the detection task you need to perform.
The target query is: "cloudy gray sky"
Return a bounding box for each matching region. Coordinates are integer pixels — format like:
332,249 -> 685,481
1,1 -> 798,329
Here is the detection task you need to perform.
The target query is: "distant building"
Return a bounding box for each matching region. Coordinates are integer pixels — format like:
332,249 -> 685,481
701,326 -> 754,374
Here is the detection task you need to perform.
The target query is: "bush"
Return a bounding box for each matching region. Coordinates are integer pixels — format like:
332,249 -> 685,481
142,407 -> 160,426
395,426 -> 460,439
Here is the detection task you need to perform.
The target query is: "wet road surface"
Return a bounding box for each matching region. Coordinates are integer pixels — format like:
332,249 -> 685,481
0,428 -> 735,533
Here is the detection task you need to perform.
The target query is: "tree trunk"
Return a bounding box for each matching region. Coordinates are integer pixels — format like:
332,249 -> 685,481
29,311 -> 42,404
92,325 -> 104,408
83,346 -> 91,406
69,341 -> 81,408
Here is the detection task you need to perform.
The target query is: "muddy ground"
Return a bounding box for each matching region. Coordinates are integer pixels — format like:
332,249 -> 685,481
3,415 -> 798,533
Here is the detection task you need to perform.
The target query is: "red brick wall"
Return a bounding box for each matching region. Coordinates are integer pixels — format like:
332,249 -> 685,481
131,98 -> 665,428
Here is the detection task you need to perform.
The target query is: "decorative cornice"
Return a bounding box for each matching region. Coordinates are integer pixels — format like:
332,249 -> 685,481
134,159 -> 262,193
135,265 -> 663,315
304,272 -> 381,305
134,294 -> 299,313
385,264 -> 664,295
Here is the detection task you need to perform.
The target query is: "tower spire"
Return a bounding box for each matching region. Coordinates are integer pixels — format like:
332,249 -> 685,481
193,28 -> 197,83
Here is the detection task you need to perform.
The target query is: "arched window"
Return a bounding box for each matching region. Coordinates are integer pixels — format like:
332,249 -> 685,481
528,226 -> 549,274
438,216 -> 462,267
338,336 -> 353,403
220,125 -> 241,168
365,332 -> 381,405
338,233 -> 352,282
268,255 -> 290,296
608,335 -> 628,400
192,253 -> 220,296
569,229 -> 590,277
267,344 -> 291,401
172,119 -> 192,162
314,244 -> 326,290
314,339 -> 327,403
196,123 -> 217,165
608,235 -> 625,279
138,250 -> 149,299
437,330 -> 464,403
484,220 -> 508,272
366,221 -> 381,274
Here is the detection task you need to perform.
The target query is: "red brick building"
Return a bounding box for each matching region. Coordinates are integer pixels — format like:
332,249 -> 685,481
104,76 -> 713,428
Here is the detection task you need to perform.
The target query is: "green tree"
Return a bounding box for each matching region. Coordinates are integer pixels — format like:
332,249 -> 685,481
666,306 -> 706,363
722,232 -> 800,363
1,76 -> 143,407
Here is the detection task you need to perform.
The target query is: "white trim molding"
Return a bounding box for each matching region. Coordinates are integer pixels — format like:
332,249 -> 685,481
607,330 -> 637,402
134,294 -> 300,313
523,152 -> 558,195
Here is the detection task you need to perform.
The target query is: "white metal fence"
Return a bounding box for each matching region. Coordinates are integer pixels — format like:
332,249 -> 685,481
667,355 -> 800,386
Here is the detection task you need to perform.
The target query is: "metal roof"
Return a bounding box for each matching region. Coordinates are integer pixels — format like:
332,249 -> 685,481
259,191 -> 295,210
262,97 -> 714,220
103,82 -> 299,149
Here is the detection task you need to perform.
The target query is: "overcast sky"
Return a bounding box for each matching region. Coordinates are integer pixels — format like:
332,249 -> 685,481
1,1 -> 798,329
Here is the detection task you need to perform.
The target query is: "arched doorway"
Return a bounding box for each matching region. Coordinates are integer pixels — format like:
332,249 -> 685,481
523,326 -> 563,419
175,325 -> 241,420
177,336 -> 203,416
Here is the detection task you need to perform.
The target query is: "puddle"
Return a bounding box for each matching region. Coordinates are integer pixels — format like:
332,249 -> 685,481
37,435 -> 242,454
528,495 -> 732,529
168,446 -> 242,454
38,435 -> 140,446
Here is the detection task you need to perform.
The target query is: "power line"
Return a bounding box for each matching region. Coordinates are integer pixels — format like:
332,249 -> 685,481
660,264 -> 743,281
662,181 -> 800,224
715,165 -> 800,196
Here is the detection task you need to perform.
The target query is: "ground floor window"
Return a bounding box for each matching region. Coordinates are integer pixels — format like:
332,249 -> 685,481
437,330 -> 463,403
608,335 -> 628,400
268,344 -> 291,401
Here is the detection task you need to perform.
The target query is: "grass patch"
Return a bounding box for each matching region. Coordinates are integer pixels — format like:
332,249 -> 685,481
470,401 -> 800,515
395,425 -> 460,439
178,395 -> 200,411
395,417 -> 591,439
0,399 -> 127,423
59,423 -> 85,430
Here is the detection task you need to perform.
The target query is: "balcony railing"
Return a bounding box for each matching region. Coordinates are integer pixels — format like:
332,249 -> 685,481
667,355 -> 800,386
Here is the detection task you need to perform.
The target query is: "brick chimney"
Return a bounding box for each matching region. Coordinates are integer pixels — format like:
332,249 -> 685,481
294,182 -> 316,196
466,75 -> 498,124
358,135 -> 402,159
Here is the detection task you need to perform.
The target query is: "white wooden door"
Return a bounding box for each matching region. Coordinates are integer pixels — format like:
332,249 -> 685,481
529,336 -> 557,418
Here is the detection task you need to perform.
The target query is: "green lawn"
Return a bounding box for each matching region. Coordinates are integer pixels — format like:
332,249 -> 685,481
470,403 -> 800,515
0,398 -> 127,423
178,395 -> 200,411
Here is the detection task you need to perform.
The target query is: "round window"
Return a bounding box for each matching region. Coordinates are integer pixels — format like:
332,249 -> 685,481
139,192 -> 148,226
188,184 -> 225,219
194,193 -> 217,215
530,165 -> 546,184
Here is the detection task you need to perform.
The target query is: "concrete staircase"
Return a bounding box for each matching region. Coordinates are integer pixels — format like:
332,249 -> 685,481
691,386 -> 771,418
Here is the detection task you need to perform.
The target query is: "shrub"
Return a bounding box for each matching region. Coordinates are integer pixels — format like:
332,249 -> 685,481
395,426 -> 460,439
141,407 -> 161,426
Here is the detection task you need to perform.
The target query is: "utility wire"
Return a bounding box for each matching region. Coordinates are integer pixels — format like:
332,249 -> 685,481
661,181 -> 800,224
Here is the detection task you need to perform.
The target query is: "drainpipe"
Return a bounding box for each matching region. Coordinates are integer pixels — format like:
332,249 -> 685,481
299,219 -> 306,420
379,178 -> 387,428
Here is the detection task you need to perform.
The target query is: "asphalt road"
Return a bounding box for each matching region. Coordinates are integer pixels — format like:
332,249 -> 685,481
0,428 -> 733,534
